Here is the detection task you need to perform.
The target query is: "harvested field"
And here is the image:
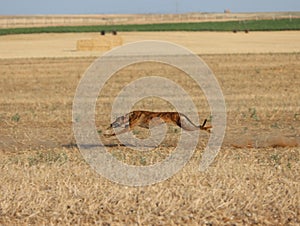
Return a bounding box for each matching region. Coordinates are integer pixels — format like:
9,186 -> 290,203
0,32 -> 299,224
0,31 -> 300,58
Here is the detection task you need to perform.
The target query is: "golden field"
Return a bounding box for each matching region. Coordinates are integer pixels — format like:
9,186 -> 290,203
0,31 -> 299,225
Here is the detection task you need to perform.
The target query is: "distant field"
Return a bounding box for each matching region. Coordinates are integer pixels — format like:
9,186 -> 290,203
1,31 -> 299,58
0,18 -> 300,35
1,12 -> 299,28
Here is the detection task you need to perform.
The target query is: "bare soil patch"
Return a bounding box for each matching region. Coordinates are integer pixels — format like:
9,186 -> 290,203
0,53 -> 299,224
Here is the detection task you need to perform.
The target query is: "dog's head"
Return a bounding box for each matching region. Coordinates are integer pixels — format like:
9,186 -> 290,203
111,116 -> 124,128
107,114 -> 130,129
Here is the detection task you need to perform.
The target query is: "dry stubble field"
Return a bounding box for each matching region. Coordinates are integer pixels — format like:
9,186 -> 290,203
0,32 -> 300,225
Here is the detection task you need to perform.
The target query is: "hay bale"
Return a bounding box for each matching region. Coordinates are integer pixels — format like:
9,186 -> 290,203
76,35 -> 123,51
92,38 -> 111,51
76,40 -> 94,51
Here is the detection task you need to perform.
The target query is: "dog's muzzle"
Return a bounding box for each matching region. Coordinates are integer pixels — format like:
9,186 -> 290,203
111,122 -> 120,128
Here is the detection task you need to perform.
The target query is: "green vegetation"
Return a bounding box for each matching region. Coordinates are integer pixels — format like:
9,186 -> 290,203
11,113 -> 20,122
0,18 -> 299,35
249,107 -> 260,121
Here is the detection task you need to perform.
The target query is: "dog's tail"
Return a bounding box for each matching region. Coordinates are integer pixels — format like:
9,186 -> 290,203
199,119 -> 212,133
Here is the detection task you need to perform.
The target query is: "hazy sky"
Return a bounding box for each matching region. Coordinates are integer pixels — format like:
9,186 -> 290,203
1,0 -> 300,15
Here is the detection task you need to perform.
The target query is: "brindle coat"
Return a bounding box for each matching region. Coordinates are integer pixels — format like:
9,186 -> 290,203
104,110 -> 211,137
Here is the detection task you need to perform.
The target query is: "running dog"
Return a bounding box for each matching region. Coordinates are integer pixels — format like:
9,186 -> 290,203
104,110 -> 211,137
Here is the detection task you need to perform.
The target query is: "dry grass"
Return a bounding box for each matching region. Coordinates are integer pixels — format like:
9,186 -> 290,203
1,148 -> 299,225
0,53 -> 299,224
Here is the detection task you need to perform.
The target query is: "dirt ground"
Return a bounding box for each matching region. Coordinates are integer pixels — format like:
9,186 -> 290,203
0,32 -> 300,224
